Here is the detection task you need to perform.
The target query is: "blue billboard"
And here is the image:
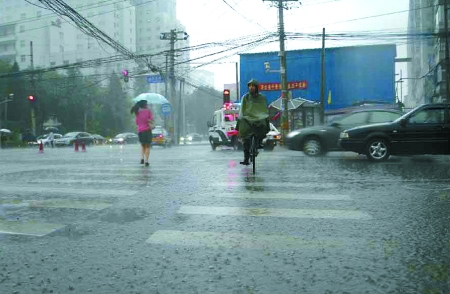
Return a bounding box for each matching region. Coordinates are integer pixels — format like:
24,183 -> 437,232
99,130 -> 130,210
239,44 -> 397,111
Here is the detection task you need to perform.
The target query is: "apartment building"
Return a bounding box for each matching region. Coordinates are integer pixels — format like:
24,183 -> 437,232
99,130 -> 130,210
407,0 -> 449,107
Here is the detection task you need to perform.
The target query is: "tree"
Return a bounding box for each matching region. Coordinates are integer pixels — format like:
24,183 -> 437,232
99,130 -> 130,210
101,72 -> 130,136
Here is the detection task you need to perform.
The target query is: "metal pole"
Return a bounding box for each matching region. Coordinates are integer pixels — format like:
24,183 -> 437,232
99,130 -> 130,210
235,62 -> 239,102
277,0 -> 289,143
30,41 -> 36,136
169,29 -> 177,144
320,28 -> 325,124
444,0 -> 450,102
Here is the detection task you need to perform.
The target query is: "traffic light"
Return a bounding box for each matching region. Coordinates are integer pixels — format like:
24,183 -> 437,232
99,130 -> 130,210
122,69 -> 129,82
28,95 -> 36,103
223,89 -> 230,104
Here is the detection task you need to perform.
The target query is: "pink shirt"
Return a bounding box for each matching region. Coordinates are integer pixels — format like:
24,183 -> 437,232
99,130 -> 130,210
135,108 -> 154,133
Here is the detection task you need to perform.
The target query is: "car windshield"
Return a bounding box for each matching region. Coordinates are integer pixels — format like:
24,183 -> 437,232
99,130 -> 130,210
115,134 -> 126,138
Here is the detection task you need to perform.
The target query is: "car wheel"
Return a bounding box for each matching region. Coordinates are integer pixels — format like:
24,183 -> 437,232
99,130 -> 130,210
365,138 -> 390,161
209,138 -> 217,151
303,137 -> 322,156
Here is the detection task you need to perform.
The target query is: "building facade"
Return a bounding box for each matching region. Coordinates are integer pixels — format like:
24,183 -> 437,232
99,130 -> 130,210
407,0 -> 449,107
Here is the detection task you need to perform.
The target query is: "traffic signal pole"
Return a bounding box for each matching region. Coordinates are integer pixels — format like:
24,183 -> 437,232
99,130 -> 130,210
30,41 -> 36,136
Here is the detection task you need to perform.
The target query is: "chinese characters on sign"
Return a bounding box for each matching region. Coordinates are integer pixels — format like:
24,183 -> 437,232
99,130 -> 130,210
258,81 -> 308,91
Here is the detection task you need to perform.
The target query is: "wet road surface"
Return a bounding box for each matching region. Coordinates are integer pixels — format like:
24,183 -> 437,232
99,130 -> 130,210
0,144 -> 449,293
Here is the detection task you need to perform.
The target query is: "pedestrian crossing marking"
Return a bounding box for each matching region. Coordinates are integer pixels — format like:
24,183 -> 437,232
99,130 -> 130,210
212,182 -> 338,188
0,219 -> 64,237
30,199 -> 111,210
213,192 -> 351,200
146,230 -> 343,249
178,205 -> 371,219
22,179 -> 162,185
0,185 -> 136,196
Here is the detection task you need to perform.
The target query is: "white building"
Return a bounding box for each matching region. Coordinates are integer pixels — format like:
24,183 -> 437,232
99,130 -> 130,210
407,0 -> 449,107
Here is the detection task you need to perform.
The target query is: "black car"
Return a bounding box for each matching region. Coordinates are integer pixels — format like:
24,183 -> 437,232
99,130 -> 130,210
338,103 -> 450,161
286,108 -> 403,156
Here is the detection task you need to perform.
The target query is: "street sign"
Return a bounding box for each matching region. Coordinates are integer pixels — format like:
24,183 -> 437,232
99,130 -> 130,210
160,32 -> 172,40
147,75 -> 164,84
161,103 -> 172,116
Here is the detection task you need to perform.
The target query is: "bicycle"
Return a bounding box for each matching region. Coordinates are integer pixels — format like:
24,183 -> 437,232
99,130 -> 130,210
248,134 -> 259,174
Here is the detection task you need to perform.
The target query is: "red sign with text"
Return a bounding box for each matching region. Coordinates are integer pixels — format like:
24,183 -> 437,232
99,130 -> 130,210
258,81 -> 308,91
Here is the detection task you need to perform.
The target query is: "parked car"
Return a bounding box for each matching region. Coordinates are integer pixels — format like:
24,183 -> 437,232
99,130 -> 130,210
111,133 -> 139,144
286,108 -> 404,156
37,133 -> 62,146
338,103 -> 450,161
152,126 -> 172,147
91,134 -> 107,145
54,132 -> 95,147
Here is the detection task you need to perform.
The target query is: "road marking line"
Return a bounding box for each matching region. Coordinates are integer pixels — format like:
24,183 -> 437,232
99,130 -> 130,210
0,199 -> 112,210
0,220 -> 65,237
0,186 -> 136,196
212,182 -> 338,188
22,179 -> 161,185
147,230 -> 343,249
212,192 -> 351,200
178,206 -> 371,219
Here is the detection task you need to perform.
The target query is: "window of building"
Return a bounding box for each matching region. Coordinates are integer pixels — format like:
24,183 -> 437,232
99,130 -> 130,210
50,61 -> 56,66
20,40 -> 26,47
21,13 -> 26,20
63,60 -> 69,65
60,45 -> 64,53
21,55 -> 26,62
20,26 -> 25,33
59,32 -> 64,40
76,58 -> 83,63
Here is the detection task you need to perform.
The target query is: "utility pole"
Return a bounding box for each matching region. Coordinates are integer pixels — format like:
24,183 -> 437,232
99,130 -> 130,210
320,28 -> 326,124
30,41 -> 36,136
263,0 -> 298,143
444,0 -> 450,102
160,29 -> 189,144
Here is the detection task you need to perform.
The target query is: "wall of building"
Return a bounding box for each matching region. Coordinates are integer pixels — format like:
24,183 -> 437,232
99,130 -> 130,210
239,44 -> 397,111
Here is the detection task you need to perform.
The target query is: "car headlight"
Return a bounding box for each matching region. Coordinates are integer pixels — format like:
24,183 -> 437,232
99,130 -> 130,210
340,131 -> 349,139
118,138 -> 124,142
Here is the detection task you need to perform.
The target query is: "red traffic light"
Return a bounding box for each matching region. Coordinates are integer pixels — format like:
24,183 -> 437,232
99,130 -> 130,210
122,69 -> 129,82
223,89 -> 230,103
28,95 -> 35,102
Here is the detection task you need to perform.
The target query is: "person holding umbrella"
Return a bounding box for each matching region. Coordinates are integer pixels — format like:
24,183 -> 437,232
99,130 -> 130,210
130,99 -> 154,166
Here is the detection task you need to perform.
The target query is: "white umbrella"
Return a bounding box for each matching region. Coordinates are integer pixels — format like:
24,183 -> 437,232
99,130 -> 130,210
133,93 -> 170,105
0,128 -> 11,134
269,97 -> 317,110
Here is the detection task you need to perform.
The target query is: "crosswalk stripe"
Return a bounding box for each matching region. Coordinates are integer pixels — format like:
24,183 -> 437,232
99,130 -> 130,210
0,199 -> 112,210
0,220 -> 65,237
212,192 -> 351,200
178,205 -> 371,219
0,185 -> 136,196
212,182 -> 338,188
23,179 -> 162,185
147,230 -> 344,249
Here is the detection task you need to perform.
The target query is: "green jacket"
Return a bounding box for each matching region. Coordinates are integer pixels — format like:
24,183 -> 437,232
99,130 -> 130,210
238,92 -> 269,139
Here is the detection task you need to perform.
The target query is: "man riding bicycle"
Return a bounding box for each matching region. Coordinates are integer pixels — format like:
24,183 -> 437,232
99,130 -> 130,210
237,78 -> 270,165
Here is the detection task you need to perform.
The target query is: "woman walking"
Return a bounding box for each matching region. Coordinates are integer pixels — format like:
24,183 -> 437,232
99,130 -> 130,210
130,100 -> 154,166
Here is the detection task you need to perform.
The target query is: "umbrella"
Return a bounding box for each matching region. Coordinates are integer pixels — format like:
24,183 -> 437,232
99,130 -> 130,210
44,127 -> 59,132
133,93 -> 170,105
0,128 -> 11,134
269,97 -> 318,110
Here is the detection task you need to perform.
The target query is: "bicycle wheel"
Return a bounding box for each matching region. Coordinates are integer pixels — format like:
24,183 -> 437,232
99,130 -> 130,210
251,135 -> 256,174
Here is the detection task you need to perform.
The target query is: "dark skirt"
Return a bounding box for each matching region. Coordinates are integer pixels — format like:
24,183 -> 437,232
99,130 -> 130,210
138,130 -> 152,144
